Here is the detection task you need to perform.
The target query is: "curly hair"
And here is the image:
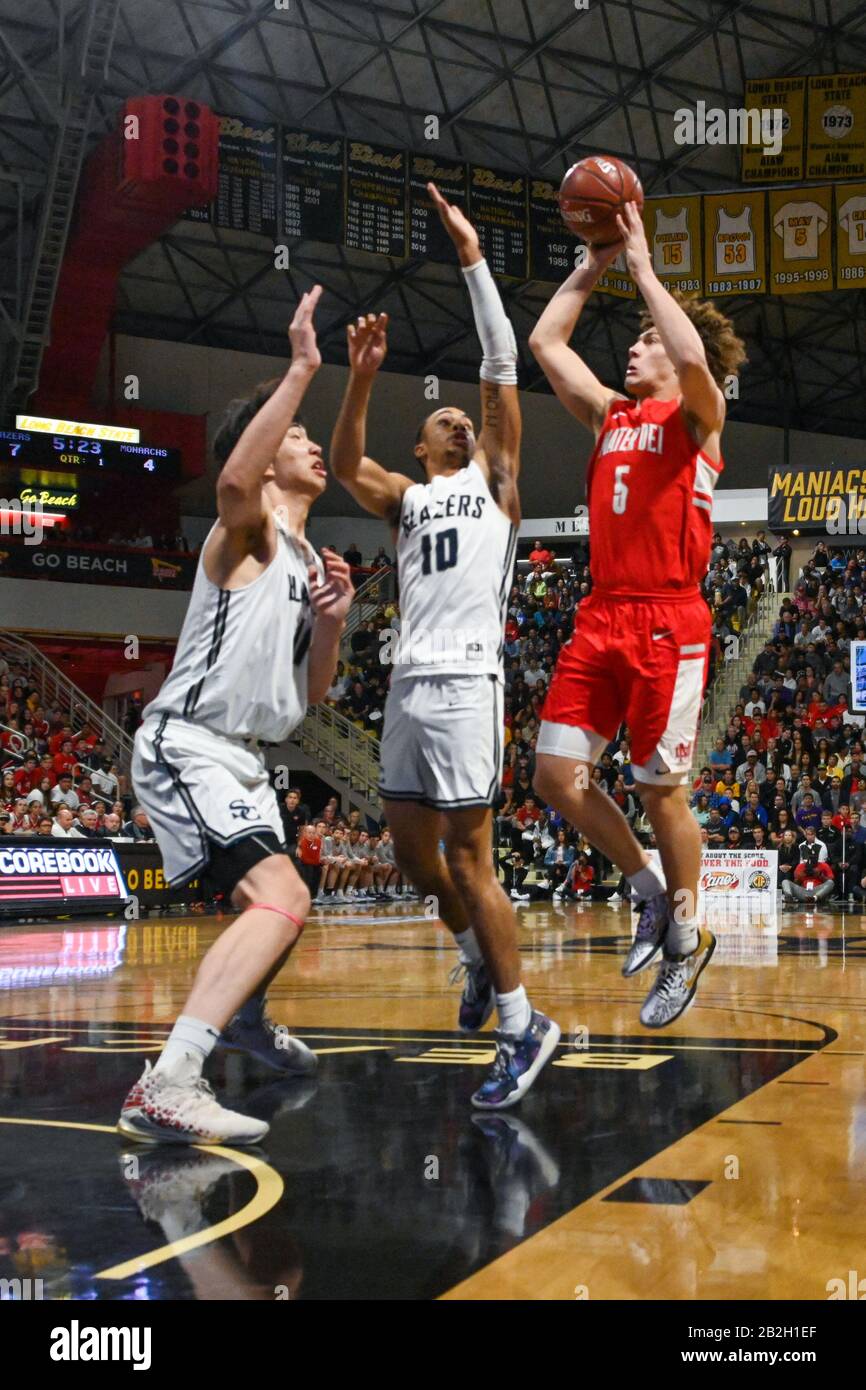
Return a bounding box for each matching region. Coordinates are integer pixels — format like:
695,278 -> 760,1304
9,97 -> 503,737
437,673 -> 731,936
640,290 -> 747,388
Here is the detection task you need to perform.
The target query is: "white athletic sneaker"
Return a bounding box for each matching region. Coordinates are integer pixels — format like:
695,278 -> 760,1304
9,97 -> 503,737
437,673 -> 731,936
639,928 -> 716,1029
117,1063 -> 269,1146
333,890 -> 346,903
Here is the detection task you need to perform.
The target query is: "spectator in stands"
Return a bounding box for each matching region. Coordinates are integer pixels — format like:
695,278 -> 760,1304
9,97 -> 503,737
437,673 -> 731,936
343,541 -> 363,568
783,825 -> 835,907
373,828 -> 400,897
70,808 -> 100,838
370,546 -> 392,570
50,774 -> 80,813
795,793 -> 823,833
528,540 -> 555,568
91,759 -> 119,804
0,811 -> 10,836
52,806 -> 76,838
123,806 -> 155,841
511,794 -> 542,850
727,824 -> 744,850
736,748 -> 766,784
36,817 -> 53,837
280,788 -> 310,850
544,829 -> 575,891
102,812 -> 123,838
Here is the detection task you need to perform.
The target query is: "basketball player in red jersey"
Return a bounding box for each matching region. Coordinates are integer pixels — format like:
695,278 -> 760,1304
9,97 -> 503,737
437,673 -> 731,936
529,202 -> 746,1027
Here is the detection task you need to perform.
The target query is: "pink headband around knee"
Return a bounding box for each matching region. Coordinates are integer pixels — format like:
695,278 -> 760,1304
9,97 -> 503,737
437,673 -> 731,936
248,902 -> 305,930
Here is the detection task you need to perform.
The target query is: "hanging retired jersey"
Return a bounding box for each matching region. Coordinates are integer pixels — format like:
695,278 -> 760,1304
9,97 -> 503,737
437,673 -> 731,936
586,395 -> 723,597
392,458 -> 516,683
144,511 -> 324,742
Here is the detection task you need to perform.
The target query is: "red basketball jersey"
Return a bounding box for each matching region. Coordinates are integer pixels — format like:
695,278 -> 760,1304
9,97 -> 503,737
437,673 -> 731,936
586,395 -> 723,597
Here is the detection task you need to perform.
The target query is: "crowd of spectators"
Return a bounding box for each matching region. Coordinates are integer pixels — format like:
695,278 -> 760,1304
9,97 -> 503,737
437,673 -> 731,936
697,539 -> 866,907
0,655 -> 150,842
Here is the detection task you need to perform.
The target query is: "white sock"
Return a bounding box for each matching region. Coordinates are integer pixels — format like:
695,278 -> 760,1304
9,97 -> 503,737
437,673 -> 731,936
496,984 -> 532,1037
455,928 -> 483,966
154,1014 -> 219,1086
627,861 -> 666,902
666,915 -> 700,957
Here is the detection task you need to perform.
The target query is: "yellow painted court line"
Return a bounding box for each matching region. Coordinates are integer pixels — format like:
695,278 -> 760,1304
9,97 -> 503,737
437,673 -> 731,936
0,1116 -> 284,1281
311,1045 -> 391,1055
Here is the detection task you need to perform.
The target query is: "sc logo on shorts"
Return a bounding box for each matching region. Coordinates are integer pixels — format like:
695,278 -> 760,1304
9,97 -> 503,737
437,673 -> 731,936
229,800 -> 255,821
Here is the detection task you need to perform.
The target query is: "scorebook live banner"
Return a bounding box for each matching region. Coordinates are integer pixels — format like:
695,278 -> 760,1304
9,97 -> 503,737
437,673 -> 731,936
0,840 -> 127,917
768,461 -> 866,531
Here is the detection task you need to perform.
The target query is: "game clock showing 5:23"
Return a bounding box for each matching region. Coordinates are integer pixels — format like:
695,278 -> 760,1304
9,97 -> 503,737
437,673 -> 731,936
0,429 -> 182,478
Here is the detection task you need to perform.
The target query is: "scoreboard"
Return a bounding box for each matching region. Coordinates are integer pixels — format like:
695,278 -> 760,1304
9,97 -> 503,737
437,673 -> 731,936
0,429 -> 181,478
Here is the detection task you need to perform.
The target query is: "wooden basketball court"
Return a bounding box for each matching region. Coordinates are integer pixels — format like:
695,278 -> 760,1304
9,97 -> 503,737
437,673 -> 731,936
0,898 -> 862,1301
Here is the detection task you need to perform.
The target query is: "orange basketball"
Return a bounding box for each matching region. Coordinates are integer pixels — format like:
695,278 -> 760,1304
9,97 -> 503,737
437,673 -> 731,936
558,155 -> 644,245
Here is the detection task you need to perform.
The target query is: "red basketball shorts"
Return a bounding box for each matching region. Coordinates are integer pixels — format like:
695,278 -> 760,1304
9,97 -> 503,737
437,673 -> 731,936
538,589 -> 711,785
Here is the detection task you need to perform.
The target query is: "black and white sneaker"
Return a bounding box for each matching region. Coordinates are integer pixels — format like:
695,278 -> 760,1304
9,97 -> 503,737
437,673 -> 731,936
622,891 -> 669,977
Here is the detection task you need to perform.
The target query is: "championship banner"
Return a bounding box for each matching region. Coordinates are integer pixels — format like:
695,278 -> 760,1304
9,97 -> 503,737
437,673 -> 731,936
806,72 -> 866,181
834,180 -> 866,289
409,155 -> 468,264
469,164 -> 528,279
769,185 -> 832,295
0,540 -> 196,589
186,114 -> 277,236
698,850 -> 777,898
703,192 -> 766,296
741,76 -> 806,184
595,247 -> 636,299
0,839 -> 127,918
767,460 -> 866,532
528,178 -> 579,282
643,195 -> 702,293
282,127 -> 346,244
344,141 -> 408,258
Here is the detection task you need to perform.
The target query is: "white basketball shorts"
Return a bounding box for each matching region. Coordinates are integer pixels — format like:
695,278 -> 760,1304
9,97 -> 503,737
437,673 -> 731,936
378,674 -> 504,810
131,713 -> 286,887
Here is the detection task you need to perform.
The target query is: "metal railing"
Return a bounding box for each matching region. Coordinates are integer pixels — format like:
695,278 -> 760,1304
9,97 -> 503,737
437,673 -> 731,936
341,567 -> 395,649
294,702 -> 380,807
0,631 -> 134,773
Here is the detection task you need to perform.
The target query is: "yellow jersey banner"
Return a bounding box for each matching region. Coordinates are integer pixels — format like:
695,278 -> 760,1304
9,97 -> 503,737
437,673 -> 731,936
703,192 -> 766,296
806,72 -> 866,180
769,186 -> 832,294
835,181 -> 866,288
768,462 -> 866,532
595,247 -> 636,300
643,195 -> 702,293
742,76 -> 806,184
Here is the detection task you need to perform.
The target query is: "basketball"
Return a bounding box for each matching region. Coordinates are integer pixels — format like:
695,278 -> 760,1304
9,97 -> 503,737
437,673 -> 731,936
558,155 -> 644,244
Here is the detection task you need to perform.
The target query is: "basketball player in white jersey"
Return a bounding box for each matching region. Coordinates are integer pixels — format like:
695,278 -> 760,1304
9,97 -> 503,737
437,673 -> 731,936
330,185 -> 559,1110
118,287 -> 354,1145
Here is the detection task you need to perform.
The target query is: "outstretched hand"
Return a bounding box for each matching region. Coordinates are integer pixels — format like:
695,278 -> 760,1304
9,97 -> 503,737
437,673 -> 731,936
347,313 -> 389,378
309,548 -> 354,625
613,202 -> 651,280
289,285 -> 323,371
427,182 -> 481,266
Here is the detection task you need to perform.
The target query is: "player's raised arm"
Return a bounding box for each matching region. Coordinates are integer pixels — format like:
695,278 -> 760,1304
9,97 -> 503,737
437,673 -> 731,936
330,314 -> 413,526
528,243 -> 625,436
427,182 -> 521,518
217,287 -> 323,538
616,202 -> 725,437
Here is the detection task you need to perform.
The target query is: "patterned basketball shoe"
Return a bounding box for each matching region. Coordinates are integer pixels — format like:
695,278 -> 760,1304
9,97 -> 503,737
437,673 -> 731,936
471,1010 -> 561,1110
622,891 -> 669,977
118,1063 -> 269,1145
221,1008 -> 318,1075
639,928 -> 716,1029
449,958 -> 495,1034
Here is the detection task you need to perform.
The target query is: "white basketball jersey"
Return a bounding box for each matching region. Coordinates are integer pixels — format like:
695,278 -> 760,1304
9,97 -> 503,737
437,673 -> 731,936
392,458 -> 516,683
145,512 -> 324,742
773,201 -> 828,260
715,208 -> 755,273
838,195 -> 866,255
653,207 -> 691,273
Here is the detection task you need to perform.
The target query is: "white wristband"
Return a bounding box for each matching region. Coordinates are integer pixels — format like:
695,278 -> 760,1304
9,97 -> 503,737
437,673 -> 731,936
462,257 -> 518,385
